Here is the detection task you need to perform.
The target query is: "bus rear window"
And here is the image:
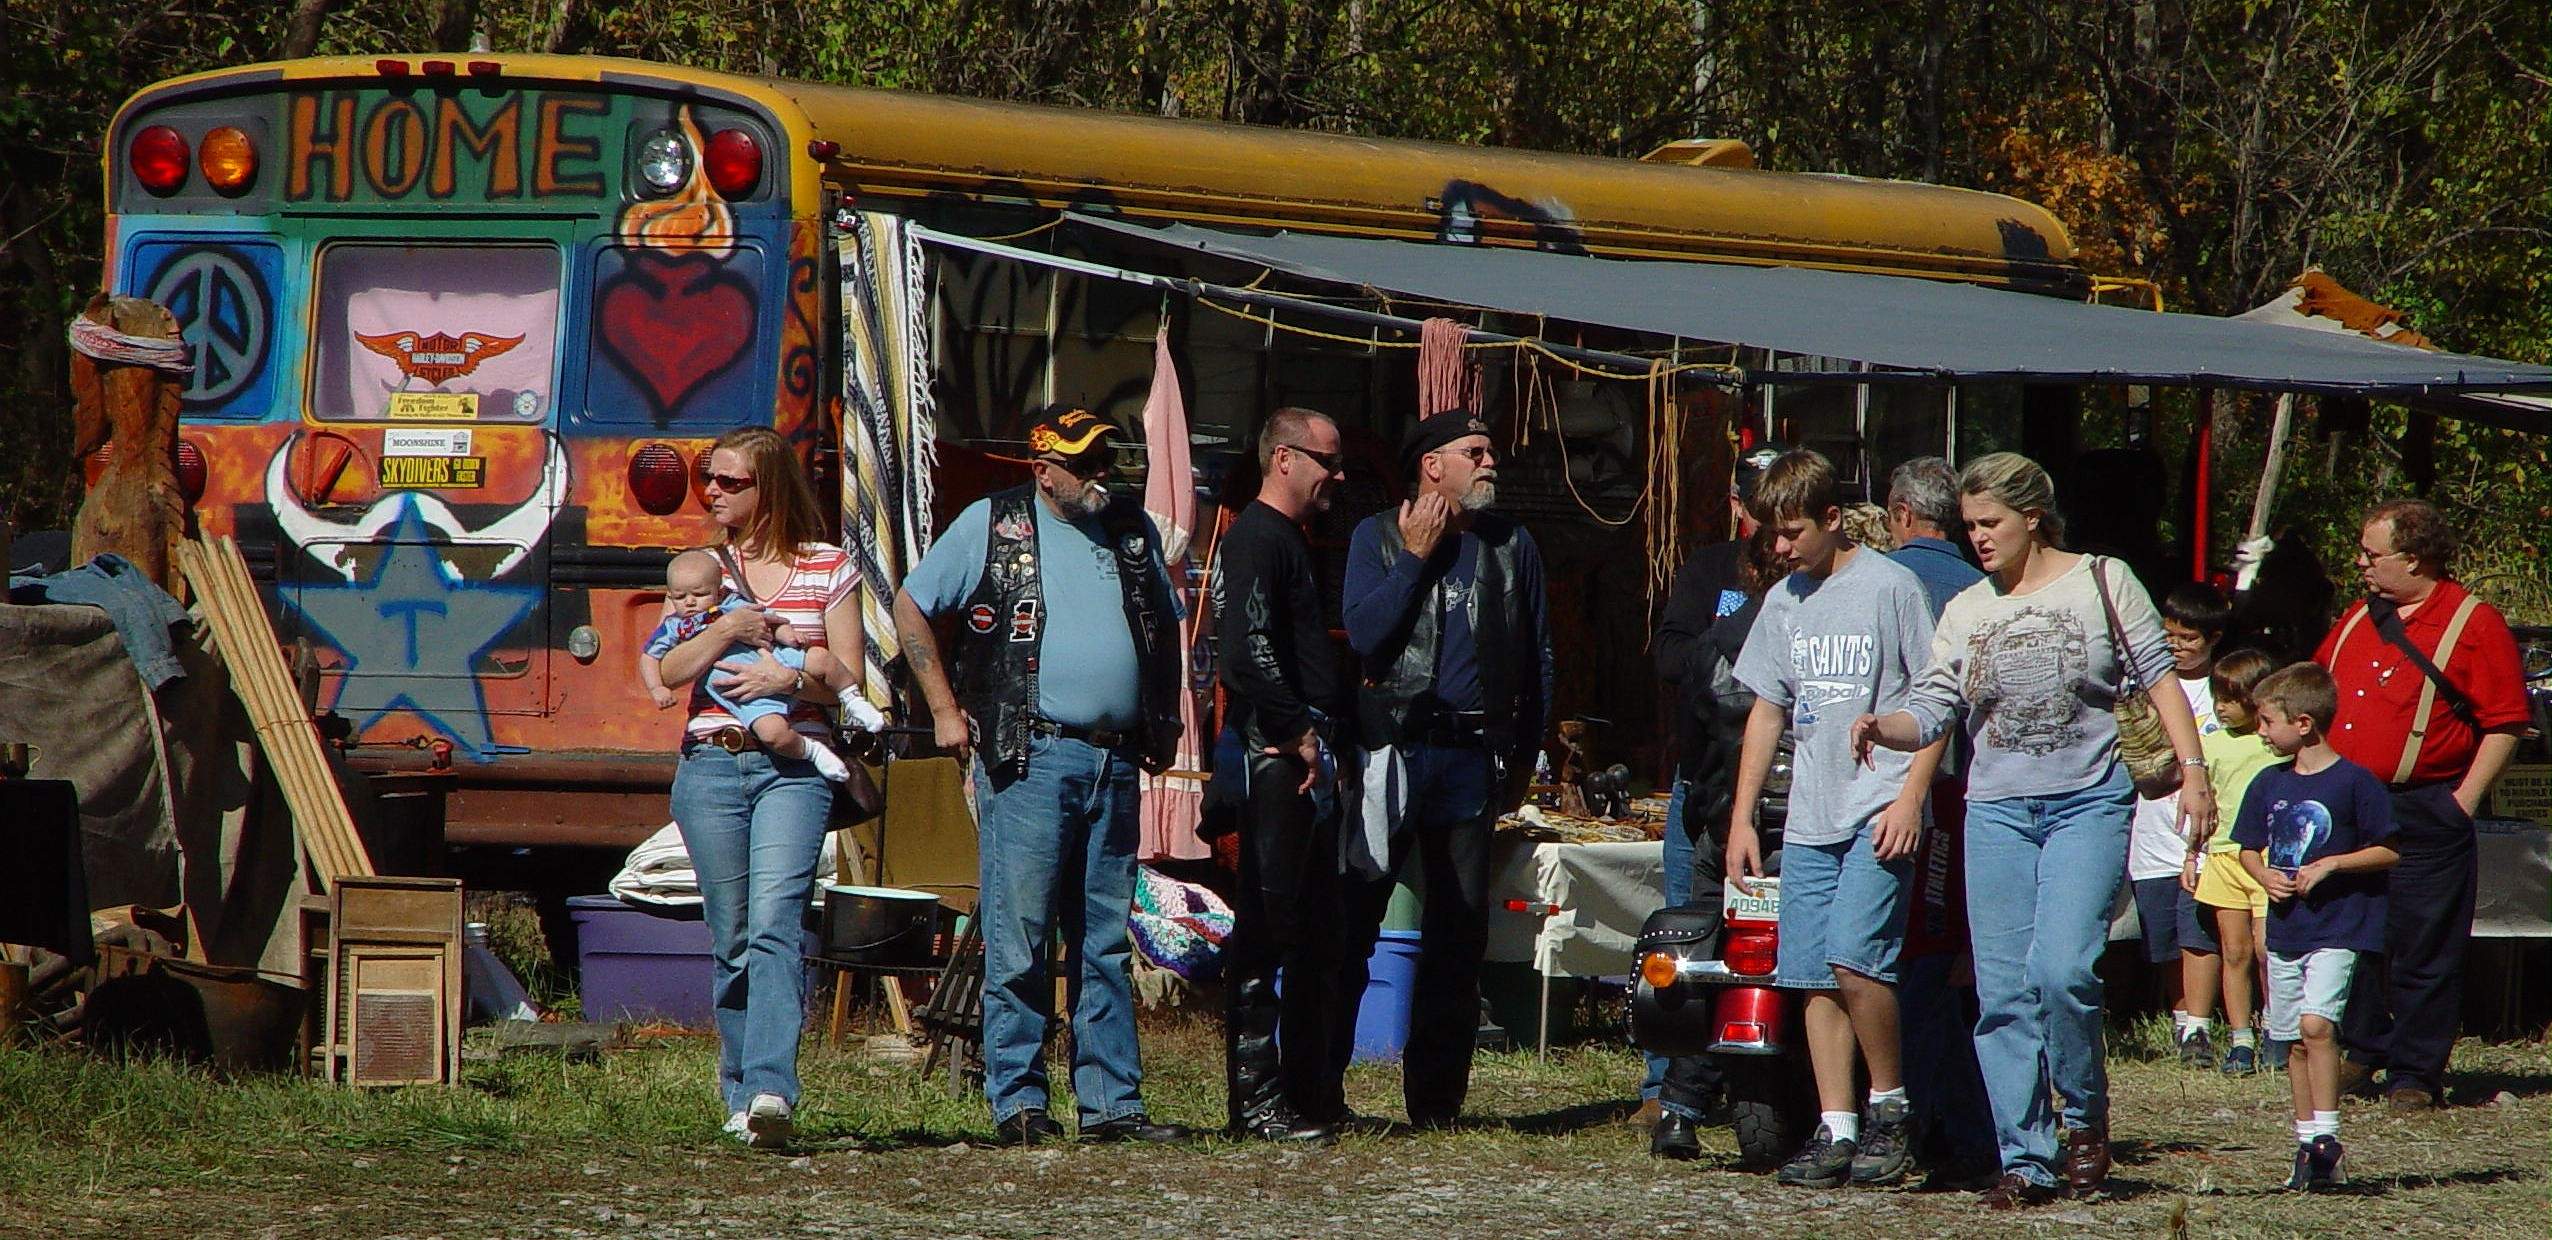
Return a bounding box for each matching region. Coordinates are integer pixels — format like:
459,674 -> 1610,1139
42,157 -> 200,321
311,243 -> 558,422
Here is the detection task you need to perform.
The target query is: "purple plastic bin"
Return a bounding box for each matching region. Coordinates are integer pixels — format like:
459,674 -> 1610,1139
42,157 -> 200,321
567,895 -> 816,1028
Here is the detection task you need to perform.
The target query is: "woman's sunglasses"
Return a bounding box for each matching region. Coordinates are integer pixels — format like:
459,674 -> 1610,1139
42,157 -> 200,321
703,472 -> 757,493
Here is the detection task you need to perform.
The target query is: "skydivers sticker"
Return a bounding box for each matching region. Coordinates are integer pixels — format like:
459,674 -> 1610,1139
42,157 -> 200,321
967,604 -> 998,634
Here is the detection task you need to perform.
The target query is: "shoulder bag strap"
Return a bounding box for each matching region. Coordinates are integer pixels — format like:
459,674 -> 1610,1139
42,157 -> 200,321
712,545 -> 761,605
2390,593 -> 2485,784
2090,556 -> 2144,697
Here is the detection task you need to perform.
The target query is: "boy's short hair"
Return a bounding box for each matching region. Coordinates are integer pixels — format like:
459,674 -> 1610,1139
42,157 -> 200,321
668,549 -> 723,590
2160,580 -> 2233,635
1747,448 -> 1842,525
2209,647 -> 2279,706
2255,662 -> 2340,731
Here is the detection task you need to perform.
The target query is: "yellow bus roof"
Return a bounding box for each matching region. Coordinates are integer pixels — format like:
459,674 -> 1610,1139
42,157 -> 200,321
120,54 -> 2085,293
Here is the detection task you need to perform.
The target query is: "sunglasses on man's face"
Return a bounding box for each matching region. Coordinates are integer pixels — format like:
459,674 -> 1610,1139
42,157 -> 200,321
1437,444 -> 1498,465
1039,454 -> 1112,480
703,472 -> 757,493
1281,443 -> 1346,475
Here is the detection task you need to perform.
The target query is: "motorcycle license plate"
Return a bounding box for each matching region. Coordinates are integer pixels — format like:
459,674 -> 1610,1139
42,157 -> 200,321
1724,876 -> 1781,921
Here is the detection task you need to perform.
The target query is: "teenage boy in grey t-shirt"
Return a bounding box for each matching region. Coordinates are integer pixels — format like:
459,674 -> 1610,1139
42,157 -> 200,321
1728,450 -> 1945,1191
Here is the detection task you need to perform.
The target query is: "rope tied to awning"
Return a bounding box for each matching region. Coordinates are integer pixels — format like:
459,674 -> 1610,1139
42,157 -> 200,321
67,315 -> 193,374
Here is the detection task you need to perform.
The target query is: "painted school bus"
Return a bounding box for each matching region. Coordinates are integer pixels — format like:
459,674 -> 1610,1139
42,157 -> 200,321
101,53 -> 2084,852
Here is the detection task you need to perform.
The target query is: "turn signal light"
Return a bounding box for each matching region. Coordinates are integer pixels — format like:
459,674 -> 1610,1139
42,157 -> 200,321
1722,928 -> 1780,978
199,126 -> 256,193
1639,951 -> 1681,990
131,125 -> 189,194
704,128 -> 760,198
629,443 -> 690,514
175,438 -> 207,503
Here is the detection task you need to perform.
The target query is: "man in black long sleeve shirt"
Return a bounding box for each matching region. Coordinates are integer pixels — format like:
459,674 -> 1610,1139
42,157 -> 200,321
1214,407 -> 1349,1141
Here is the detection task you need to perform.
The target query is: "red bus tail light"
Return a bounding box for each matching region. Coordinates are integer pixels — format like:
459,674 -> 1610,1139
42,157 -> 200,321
1723,927 -> 1780,978
704,129 -> 760,198
175,438 -> 207,503
198,126 -> 256,194
629,443 -> 689,514
132,125 -> 190,194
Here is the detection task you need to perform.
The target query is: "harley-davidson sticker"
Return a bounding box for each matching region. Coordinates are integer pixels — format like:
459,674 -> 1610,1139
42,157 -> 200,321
355,329 -> 527,385
966,604 -> 998,634
1008,598 -> 1041,642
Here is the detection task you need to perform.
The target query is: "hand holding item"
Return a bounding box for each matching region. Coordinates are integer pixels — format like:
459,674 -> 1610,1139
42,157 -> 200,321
2261,866 -> 2297,902
933,709 -> 975,765
2292,857 -> 2335,897
1263,726 -> 1320,794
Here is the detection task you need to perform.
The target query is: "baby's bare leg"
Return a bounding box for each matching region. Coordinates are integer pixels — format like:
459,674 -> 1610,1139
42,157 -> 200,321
750,714 -> 810,758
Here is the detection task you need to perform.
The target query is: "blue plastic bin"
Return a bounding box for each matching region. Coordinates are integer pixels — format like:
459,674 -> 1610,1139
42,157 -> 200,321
567,895 -> 817,1028
1351,930 -> 1425,1062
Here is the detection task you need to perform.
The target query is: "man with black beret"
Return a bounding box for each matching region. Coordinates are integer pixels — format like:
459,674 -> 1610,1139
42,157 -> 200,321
1309,409 -> 1554,1129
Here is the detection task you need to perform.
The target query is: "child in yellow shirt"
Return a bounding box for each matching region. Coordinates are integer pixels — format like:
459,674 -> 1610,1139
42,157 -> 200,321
2180,649 -> 2282,1074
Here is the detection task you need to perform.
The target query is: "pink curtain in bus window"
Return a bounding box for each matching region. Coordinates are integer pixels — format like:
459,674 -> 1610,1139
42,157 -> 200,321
1138,327 -> 1209,862
343,287 -> 557,418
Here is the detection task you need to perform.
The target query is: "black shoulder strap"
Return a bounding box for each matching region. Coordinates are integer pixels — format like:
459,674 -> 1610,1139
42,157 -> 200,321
2365,594 -> 2481,725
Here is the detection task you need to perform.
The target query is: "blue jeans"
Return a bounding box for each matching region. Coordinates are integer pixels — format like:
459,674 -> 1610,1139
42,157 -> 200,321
1899,951 -> 1997,1171
1963,765 -> 2132,1187
670,746 -> 834,1112
1773,829 -> 1910,989
1643,779 -> 1694,1107
974,734 -> 1146,1126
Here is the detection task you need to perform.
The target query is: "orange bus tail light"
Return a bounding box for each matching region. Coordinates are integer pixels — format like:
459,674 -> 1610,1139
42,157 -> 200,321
131,125 -> 189,194
198,126 -> 257,193
629,444 -> 689,514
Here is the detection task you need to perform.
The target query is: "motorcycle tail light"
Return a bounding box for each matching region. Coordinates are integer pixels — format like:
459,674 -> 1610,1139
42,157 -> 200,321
629,443 -> 689,514
1723,927 -> 1779,978
1639,951 -> 1680,990
175,438 -> 207,502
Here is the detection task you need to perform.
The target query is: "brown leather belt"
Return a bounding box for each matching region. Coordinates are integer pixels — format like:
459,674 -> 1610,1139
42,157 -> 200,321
1029,717 -> 1129,749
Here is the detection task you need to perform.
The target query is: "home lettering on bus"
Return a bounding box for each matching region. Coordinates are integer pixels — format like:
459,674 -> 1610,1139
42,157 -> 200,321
286,90 -> 610,203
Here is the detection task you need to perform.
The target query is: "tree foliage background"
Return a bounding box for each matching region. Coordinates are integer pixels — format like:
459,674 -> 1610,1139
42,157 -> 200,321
5,0 -> 2548,607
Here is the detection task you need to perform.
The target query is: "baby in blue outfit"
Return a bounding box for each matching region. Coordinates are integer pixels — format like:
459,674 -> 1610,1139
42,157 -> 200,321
639,549 -> 850,782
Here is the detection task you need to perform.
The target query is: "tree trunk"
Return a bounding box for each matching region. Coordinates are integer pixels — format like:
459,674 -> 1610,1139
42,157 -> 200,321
429,0 -> 476,53
279,0 -> 332,58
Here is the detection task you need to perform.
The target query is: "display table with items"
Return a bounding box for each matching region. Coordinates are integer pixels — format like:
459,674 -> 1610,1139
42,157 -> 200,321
1483,800 -> 1668,1051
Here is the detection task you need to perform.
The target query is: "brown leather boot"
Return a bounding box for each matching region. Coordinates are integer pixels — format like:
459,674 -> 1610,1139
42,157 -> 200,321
2062,1124 -> 2111,1197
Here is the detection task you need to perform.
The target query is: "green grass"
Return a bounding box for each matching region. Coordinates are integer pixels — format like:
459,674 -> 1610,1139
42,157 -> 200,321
3,1010 -> 2546,1238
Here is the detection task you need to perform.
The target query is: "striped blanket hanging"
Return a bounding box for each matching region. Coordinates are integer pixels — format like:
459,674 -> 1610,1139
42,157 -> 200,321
836,211 -> 938,709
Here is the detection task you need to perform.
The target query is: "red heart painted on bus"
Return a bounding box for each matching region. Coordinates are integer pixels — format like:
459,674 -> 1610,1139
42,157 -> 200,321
596,252 -> 753,416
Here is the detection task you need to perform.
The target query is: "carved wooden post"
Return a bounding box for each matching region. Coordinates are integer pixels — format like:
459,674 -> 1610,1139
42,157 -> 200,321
68,294 -> 187,591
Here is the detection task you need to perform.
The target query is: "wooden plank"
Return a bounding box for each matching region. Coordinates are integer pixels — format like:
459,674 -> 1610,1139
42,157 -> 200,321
179,537 -> 375,887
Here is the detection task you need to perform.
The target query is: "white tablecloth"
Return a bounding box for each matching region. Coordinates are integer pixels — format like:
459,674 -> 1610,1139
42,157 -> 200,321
1484,837 -> 1664,978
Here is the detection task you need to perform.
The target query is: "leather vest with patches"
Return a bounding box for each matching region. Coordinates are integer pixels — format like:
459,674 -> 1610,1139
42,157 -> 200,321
1354,513 -> 1529,755
952,485 -> 1182,788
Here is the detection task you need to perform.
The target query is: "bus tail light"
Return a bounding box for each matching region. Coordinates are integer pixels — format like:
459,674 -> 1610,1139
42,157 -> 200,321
199,126 -> 256,193
704,129 -> 760,198
629,443 -> 689,514
175,439 -> 207,503
132,125 -> 190,194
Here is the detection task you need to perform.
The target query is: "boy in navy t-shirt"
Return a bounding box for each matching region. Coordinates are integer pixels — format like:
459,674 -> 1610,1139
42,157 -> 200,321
2233,663 -> 2400,1192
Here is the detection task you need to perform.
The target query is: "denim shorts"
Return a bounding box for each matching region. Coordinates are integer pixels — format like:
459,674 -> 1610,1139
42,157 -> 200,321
1775,829 -> 1911,989
2266,947 -> 2358,1042
2129,877 -> 2184,964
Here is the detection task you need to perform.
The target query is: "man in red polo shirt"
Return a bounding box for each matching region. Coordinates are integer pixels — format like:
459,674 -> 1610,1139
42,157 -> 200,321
2314,499 -> 2530,1111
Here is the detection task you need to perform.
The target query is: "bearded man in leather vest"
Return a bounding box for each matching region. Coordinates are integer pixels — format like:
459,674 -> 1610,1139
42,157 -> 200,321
1324,409 -> 1554,1129
894,405 -> 1190,1148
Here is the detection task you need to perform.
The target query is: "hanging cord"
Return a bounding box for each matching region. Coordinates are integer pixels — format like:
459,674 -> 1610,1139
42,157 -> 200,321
1533,353 -> 1648,528
67,316 -> 192,373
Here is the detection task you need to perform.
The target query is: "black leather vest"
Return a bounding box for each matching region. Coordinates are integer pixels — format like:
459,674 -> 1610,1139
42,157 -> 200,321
1353,512 -> 1529,755
951,485 -> 1182,788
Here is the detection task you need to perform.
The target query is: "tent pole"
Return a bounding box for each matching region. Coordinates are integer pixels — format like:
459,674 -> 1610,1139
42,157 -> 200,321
2191,391 -> 2214,583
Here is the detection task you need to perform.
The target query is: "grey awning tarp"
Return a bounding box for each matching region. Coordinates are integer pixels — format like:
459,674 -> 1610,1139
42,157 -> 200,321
1072,215 -> 2552,398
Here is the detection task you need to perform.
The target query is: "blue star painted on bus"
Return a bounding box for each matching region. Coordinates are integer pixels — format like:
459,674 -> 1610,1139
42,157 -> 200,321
286,501 -> 540,761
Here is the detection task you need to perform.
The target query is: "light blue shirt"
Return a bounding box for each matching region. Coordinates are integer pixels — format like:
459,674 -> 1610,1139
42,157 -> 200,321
902,493 -> 1178,730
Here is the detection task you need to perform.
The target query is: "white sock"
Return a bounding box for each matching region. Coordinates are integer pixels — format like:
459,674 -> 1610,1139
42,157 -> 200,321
2294,1119 -> 2315,1143
1866,1086 -> 1908,1110
1821,1110 -> 1860,1144
2172,1010 -> 2194,1036
837,691 -> 886,733
804,742 -> 851,783
2229,1028 -> 2258,1049
2190,1016 -> 2215,1036
2312,1111 -> 2340,1140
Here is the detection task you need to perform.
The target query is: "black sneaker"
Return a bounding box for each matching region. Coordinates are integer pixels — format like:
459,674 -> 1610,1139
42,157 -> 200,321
2220,1043 -> 2258,1076
1081,1113 -> 1196,1144
1775,1123 -> 1858,1188
2284,1141 -> 2315,1191
1230,1100 -> 1335,1144
993,1109 -> 1067,1147
1849,1096 -> 1912,1186
2178,1026 -> 2217,1069
2307,1135 -> 2346,1190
